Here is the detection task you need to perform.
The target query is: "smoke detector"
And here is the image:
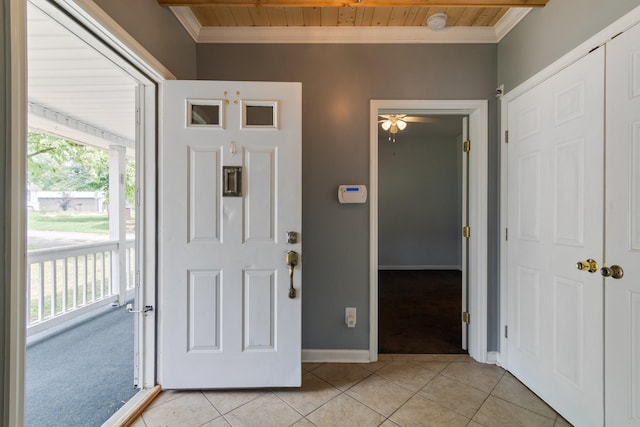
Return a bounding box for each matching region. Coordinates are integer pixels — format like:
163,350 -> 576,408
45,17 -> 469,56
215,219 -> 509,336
427,13 -> 448,31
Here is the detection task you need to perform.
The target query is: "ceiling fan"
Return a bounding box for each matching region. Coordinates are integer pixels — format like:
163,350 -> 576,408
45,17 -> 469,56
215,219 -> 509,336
378,114 -> 437,143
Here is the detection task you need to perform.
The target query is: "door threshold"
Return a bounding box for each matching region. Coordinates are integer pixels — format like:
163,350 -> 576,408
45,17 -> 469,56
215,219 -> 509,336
377,354 -> 472,362
102,385 -> 161,427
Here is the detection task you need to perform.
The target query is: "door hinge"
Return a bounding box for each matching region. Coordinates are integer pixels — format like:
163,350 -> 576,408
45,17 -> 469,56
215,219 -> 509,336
505,130 -> 509,143
135,188 -> 140,207
505,325 -> 508,338
463,140 -> 471,152
462,312 -> 471,324
136,107 -> 141,125
463,226 -> 471,239
505,228 -> 508,241
135,270 -> 140,288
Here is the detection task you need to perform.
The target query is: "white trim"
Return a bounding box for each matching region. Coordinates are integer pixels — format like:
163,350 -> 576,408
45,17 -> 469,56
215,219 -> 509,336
370,99 -> 489,365
302,349 -> 371,364
7,1 -> 27,425
170,6 -> 530,44
26,296 -> 120,338
28,102 -> 135,154
499,3 -> 640,372
486,351 -> 499,364
503,5 -> 640,100
197,26 -> 497,44
499,101 -> 509,370
48,0 -> 176,81
170,6 -> 202,42
494,7 -> 531,42
378,265 -> 461,271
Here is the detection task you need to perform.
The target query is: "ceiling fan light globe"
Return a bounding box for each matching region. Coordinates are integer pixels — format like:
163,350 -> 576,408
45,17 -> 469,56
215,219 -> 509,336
381,120 -> 392,131
397,120 -> 407,130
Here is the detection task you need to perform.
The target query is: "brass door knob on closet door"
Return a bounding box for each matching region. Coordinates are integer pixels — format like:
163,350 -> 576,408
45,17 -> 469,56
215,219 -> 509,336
576,259 -> 599,273
601,265 -> 624,279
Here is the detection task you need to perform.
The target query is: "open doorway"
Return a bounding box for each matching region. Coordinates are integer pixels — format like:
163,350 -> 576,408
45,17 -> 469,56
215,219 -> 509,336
369,99 -> 489,363
24,1 -> 147,424
377,113 -> 467,354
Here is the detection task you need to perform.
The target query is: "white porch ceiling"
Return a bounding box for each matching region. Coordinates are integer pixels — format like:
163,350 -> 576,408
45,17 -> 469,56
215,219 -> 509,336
27,1 -> 137,153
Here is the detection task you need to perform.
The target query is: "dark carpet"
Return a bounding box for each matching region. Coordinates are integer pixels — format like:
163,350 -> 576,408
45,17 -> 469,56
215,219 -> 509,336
25,304 -> 137,427
379,270 -> 467,354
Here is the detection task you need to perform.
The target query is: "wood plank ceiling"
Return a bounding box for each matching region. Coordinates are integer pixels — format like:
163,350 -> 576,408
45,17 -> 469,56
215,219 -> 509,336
159,0 -> 548,27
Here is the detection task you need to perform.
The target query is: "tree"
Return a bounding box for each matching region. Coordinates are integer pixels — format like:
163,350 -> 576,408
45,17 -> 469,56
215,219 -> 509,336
28,130 -> 135,205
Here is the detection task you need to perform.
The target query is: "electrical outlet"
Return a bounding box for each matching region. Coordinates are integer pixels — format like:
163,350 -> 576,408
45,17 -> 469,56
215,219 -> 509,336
345,307 -> 356,328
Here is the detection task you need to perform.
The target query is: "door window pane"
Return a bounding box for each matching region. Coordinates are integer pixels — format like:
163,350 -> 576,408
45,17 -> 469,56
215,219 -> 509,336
242,101 -> 278,128
188,100 -> 223,127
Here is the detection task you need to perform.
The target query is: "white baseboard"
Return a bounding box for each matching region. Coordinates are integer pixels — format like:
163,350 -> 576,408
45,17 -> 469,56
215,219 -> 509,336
494,351 -> 506,369
302,349 -> 371,363
486,351 -> 499,365
378,265 -> 462,271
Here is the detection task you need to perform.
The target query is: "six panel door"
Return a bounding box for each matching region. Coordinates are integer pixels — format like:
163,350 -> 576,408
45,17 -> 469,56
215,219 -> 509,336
506,49 -> 605,425
159,80 -> 302,389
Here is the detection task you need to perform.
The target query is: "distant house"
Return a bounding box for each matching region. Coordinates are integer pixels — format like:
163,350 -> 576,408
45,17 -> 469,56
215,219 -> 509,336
29,190 -> 106,212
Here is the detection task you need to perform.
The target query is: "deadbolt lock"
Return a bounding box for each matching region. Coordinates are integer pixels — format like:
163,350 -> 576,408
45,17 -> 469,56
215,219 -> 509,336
576,259 -> 598,273
601,265 -> 624,279
287,231 -> 299,244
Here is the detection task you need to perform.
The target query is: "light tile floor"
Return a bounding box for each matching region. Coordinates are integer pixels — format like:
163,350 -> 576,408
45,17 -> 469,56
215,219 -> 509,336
132,355 -> 572,427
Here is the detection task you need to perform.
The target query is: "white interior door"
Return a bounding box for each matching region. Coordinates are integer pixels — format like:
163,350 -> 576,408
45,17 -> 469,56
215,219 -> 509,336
605,22 -> 640,426
506,49 -> 605,425
159,80 -> 302,389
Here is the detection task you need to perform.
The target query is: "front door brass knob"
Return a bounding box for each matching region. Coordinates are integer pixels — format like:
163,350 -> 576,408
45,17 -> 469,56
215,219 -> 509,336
577,259 -> 598,273
601,265 -> 624,279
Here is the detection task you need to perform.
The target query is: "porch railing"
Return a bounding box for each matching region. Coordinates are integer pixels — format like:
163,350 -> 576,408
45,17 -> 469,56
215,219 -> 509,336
26,239 -> 135,335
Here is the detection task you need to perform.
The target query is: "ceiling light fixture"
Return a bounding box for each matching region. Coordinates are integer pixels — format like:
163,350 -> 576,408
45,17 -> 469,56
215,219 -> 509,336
380,115 -> 407,143
427,13 -> 448,31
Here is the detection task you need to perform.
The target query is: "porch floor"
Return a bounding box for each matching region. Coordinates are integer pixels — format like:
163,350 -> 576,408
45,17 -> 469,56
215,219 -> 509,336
25,302 -> 137,427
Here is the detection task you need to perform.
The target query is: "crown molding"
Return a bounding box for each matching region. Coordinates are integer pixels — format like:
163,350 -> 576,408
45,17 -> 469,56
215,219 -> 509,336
170,6 -> 530,44
170,6 -> 202,41
494,7 -> 531,41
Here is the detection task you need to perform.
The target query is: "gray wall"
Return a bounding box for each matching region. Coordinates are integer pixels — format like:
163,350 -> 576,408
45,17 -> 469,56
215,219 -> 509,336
197,43 -> 498,349
378,134 -> 462,269
498,0 -> 639,91
93,0 -> 197,79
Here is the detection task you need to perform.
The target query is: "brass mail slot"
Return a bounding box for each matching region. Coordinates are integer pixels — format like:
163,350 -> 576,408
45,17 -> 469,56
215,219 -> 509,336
223,166 -> 242,197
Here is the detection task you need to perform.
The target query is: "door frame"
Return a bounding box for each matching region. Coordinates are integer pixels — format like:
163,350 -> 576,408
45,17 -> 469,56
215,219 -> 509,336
370,99 -> 489,363
5,0 -> 173,424
498,5 -> 640,369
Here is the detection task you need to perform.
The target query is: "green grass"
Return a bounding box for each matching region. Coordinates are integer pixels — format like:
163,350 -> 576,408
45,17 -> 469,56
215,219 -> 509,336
28,211 -> 109,234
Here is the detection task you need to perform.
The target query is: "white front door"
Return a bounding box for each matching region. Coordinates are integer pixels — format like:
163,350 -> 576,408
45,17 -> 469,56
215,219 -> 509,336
605,22 -> 640,426
159,80 -> 302,388
506,49 -> 605,425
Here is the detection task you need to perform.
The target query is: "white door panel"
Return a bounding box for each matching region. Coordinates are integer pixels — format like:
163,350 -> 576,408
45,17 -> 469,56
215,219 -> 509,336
507,49 -> 605,426
159,80 -> 301,389
605,22 -> 640,427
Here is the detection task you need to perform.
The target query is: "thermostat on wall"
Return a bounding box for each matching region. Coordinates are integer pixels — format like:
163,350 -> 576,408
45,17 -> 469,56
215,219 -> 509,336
338,185 -> 367,204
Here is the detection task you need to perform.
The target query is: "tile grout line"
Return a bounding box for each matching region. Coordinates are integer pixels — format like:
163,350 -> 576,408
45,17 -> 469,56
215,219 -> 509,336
374,361 -> 459,426
487,371 -> 561,422
464,366 -> 507,423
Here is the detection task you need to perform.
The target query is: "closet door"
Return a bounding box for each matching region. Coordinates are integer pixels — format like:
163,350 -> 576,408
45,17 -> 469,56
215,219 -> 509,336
605,22 -> 640,427
506,49 -> 605,426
